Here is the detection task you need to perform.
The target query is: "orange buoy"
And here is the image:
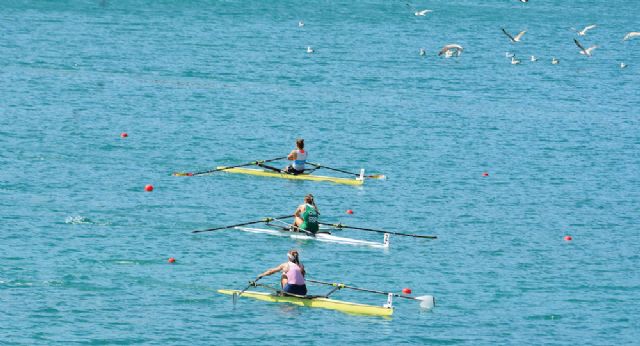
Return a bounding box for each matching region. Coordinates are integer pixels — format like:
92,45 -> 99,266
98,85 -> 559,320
168,257 -> 176,263
564,235 -> 572,241
346,209 -> 354,215
402,288 -> 412,294
120,132 -> 128,138
144,184 -> 154,192
482,172 -> 489,177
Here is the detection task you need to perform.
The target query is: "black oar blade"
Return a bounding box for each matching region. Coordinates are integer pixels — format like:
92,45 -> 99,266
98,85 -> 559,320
232,292 -> 238,306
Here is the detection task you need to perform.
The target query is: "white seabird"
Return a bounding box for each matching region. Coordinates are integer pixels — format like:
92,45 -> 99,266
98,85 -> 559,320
623,32 -> 640,41
620,62 -> 627,69
299,21 -> 304,27
414,9 -> 433,16
573,24 -> 596,36
419,48 -> 426,56
406,4 -> 432,16
530,55 -> 538,62
574,38 -> 597,57
306,46 -> 314,53
552,57 -> 559,65
438,44 -> 463,57
511,56 -> 521,65
501,28 -> 526,43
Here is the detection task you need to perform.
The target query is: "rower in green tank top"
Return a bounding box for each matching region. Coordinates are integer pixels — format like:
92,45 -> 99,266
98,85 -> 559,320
293,194 -> 319,234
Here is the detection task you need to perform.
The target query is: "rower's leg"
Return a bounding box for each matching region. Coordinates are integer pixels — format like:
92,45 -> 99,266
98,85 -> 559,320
280,274 -> 288,289
293,216 -> 303,231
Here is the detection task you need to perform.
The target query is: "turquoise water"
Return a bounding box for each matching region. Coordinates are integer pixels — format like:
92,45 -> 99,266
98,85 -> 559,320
1,0 -> 639,344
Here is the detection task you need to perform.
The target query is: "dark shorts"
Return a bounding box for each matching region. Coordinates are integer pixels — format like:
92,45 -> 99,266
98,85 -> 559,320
283,284 -> 307,296
283,165 -> 304,175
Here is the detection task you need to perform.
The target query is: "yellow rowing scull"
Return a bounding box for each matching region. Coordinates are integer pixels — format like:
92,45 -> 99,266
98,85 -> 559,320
216,166 -> 364,186
218,289 -> 393,316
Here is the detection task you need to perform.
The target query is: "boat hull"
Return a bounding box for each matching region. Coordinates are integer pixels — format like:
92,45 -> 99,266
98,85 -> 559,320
216,167 -> 364,186
218,289 -> 393,316
235,226 -> 389,249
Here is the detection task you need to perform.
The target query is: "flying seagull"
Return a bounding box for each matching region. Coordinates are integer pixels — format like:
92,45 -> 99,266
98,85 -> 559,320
623,32 -> 640,41
438,44 -> 463,57
574,38 -> 597,57
406,4 -> 432,16
501,28 -> 526,43
573,24 -> 596,36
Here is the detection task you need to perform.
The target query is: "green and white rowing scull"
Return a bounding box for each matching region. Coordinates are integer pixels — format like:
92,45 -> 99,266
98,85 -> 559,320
234,224 -> 390,249
192,216 -> 436,248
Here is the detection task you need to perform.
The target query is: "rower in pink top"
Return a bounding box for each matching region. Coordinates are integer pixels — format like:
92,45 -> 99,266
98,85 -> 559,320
258,249 -> 307,295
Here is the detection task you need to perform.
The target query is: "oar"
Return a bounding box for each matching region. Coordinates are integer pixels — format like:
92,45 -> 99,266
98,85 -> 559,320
307,279 -> 435,309
233,276 -> 262,305
192,215 -> 294,234
173,156 -> 287,176
307,162 -> 386,179
318,222 -> 437,239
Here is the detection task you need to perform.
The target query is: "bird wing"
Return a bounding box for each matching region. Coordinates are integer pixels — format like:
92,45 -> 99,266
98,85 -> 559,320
406,3 -> 416,11
438,45 -> 461,56
514,31 -> 526,41
418,10 -> 432,15
501,28 -> 516,42
583,24 -> 597,33
574,38 -> 587,54
624,32 -> 640,41
585,45 -> 598,55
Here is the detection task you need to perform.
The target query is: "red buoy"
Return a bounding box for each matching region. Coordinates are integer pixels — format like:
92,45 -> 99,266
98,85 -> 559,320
482,172 -> 489,177
346,209 -> 354,215
120,132 -> 128,138
564,235 -> 572,241
144,184 -> 154,192
168,257 -> 176,263
402,288 -> 412,294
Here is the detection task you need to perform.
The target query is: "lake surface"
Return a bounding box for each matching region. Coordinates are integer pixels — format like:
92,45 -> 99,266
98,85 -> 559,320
1,0 -> 639,344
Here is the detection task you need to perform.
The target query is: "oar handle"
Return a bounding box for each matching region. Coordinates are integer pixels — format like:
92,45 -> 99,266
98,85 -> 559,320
239,276 -> 262,295
318,222 -> 437,239
192,215 -> 294,233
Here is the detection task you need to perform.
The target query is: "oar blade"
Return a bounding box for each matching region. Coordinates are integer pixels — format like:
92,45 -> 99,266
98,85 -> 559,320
415,295 -> 435,310
232,292 -> 239,306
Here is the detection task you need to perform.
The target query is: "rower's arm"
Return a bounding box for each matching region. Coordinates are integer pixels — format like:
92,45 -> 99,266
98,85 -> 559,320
287,150 -> 297,161
259,263 -> 285,278
294,205 -> 303,217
